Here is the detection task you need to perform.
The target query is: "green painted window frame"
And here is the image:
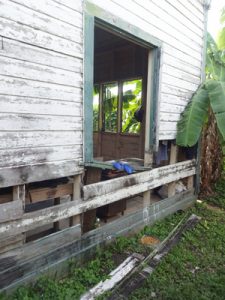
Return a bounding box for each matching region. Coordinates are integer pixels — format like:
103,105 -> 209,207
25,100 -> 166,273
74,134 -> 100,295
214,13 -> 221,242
84,1 -> 162,163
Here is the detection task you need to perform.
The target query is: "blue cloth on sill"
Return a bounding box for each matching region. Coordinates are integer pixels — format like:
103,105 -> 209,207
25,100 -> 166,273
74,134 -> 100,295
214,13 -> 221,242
113,162 -> 134,174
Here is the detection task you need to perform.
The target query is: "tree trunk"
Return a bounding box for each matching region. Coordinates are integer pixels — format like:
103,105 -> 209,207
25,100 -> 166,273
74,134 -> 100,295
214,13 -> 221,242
200,109 -> 223,196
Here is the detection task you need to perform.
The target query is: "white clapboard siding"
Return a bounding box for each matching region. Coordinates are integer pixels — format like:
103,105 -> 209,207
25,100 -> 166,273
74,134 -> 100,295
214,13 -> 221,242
111,0 -> 202,61
126,0 -> 203,50
0,114 -> 82,131
0,131 -> 82,150
0,17 -> 82,57
0,0 -> 83,186
54,0 -> 83,12
163,44 -> 202,70
159,131 -> 177,140
160,113 -> 181,122
99,0 -> 202,62
160,103 -> 186,114
159,122 -> 177,132
0,1 -> 82,43
11,0 -> 83,28
161,84 -> 194,99
162,64 -> 201,85
160,93 -> 190,106
163,53 -> 201,78
182,0 -> 204,20
0,95 -> 82,116
151,0 -> 203,38
162,74 -> 199,92
0,56 -> 82,88
0,38 -> 83,73
0,75 -> 82,102
169,0 -> 204,27
0,145 -> 82,168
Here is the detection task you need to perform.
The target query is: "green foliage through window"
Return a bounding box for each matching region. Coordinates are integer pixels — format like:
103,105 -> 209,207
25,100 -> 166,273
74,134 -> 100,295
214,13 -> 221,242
93,79 -> 143,135
122,79 -> 142,134
102,83 -> 118,132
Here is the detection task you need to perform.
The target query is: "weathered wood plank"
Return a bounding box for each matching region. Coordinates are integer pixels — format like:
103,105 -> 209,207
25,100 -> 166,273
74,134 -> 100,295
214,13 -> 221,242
163,53 -> 201,77
139,0 -> 203,40
70,175 -> 82,227
81,254 -> 143,300
0,0 -> 82,43
162,64 -> 201,85
0,75 -> 82,102
0,200 -> 23,223
0,145 -> 82,168
162,74 -> 199,92
113,0 -> 203,54
0,131 -> 82,150
0,160 -> 83,189
0,56 -> 82,87
0,161 -> 195,238
83,160 -> 195,200
54,0 -> 83,12
0,191 -> 196,291
0,17 -> 82,57
0,95 -> 82,116
29,183 -> 73,203
168,144 -> 178,197
11,0 -> 83,28
0,113 -> 82,131
0,38 -> 82,72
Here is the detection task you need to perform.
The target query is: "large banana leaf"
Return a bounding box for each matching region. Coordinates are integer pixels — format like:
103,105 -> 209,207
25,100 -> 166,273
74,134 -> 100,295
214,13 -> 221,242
206,80 -> 225,140
176,85 -> 209,147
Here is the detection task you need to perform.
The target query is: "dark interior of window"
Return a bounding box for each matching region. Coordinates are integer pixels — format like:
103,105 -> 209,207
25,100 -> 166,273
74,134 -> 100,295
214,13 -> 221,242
93,26 -> 149,161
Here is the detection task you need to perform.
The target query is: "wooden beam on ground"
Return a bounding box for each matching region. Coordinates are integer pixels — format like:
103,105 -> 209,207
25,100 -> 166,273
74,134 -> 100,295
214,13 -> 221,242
108,214 -> 201,299
81,254 -> 144,300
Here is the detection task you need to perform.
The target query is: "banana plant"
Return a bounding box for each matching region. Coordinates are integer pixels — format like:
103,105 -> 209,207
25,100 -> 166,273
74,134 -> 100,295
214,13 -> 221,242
176,34 -> 225,147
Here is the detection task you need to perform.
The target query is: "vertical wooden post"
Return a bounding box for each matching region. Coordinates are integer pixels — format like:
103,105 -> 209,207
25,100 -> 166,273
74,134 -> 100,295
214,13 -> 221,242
82,168 -> 102,233
187,176 -> 194,190
168,143 -> 178,197
143,50 -> 154,207
13,185 -> 26,244
70,175 -> 82,229
53,197 -> 61,231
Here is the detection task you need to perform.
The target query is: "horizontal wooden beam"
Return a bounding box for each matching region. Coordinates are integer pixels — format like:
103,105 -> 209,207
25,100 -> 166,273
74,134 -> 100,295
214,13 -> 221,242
0,191 -> 196,292
0,161 -> 195,238
83,160 -> 196,200
0,161 -> 83,188
0,200 -> 23,223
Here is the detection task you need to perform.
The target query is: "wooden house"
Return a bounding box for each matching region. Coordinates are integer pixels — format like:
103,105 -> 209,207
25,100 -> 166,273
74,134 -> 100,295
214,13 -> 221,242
0,0 -> 209,292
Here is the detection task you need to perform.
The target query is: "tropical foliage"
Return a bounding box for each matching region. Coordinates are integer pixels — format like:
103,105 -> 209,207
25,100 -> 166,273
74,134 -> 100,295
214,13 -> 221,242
93,79 -> 142,134
176,36 -> 225,147
176,6 -> 225,194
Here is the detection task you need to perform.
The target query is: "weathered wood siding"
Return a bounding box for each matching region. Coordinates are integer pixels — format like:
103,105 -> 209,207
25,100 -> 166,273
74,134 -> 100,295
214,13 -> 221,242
88,0 -> 205,140
0,0 -> 205,186
0,0 -> 83,187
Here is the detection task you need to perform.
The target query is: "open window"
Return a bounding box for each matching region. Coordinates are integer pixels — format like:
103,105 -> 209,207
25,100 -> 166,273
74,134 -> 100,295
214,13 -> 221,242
93,26 -> 149,161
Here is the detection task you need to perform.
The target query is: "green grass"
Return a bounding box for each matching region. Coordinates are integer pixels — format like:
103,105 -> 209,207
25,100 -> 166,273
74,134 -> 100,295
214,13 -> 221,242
130,203 -> 225,300
2,180 -> 225,300
205,179 -> 225,209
